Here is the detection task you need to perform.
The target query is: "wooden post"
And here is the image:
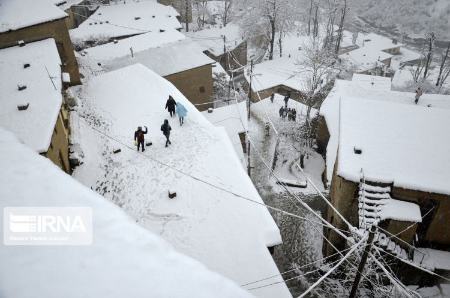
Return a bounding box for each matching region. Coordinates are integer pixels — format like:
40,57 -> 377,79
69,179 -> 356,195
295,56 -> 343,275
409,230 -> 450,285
349,225 -> 377,298
247,59 -> 254,177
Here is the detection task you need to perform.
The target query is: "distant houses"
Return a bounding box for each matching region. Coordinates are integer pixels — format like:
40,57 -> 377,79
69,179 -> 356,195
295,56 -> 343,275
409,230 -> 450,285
0,39 -> 71,173
0,0 -> 81,84
318,75 -> 450,280
69,0 -> 182,48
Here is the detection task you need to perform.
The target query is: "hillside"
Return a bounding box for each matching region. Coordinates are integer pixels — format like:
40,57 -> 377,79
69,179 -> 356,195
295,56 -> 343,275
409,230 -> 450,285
353,0 -> 450,40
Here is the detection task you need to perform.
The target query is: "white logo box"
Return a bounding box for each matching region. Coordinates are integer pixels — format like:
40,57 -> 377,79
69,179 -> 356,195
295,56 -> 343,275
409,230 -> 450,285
3,207 -> 92,246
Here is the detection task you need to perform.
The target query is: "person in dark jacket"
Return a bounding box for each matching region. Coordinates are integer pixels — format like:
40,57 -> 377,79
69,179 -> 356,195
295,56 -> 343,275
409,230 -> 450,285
165,95 -> 177,117
161,119 -> 172,147
283,91 -> 291,108
279,106 -> 284,118
134,126 -> 148,152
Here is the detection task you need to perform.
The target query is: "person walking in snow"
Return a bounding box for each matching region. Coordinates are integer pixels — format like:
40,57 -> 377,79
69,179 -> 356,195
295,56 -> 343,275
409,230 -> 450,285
270,93 -> 275,103
292,108 -> 297,122
176,102 -> 188,126
284,91 -> 291,108
279,106 -> 284,118
161,119 -> 172,147
415,87 -> 423,104
165,95 -> 177,117
134,126 -> 148,152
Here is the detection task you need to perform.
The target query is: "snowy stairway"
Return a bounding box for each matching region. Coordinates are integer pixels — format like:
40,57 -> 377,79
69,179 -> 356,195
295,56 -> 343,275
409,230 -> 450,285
358,179 -> 392,230
358,178 -> 412,261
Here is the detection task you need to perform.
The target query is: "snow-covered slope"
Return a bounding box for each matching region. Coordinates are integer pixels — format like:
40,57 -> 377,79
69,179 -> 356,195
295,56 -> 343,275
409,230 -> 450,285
70,64 -> 292,298
0,127 -> 253,298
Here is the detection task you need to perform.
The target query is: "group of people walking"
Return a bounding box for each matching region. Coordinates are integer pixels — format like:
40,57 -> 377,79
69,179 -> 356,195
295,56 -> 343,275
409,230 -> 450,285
279,106 -> 297,121
134,95 -> 188,151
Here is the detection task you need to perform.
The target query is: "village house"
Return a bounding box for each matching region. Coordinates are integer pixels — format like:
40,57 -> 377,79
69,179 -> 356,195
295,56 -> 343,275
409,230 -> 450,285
243,57 -> 308,103
157,0 -> 192,23
0,0 -> 81,84
0,38 -> 71,173
69,0 -> 182,49
187,24 -> 247,74
318,76 -> 450,281
80,31 -> 215,110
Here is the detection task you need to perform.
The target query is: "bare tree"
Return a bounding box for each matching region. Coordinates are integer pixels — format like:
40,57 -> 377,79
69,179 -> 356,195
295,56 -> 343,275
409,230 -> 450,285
194,0 -> 209,28
240,0 -> 297,60
335,0 -> 348,55
221,0 -> 233,27
423,32 -> 436,79
436,42 -> 450,87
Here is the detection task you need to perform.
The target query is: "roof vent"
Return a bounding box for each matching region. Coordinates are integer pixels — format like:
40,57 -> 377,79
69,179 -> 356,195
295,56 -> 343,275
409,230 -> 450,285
106,20 -> 109,23
354,147 -> 362,155
152,15 -> 155,18
23,63 -> 30,68
17,103 -> 30,111
135,16 -> 141,20
159,29 -> 165,33
89,23 -> 92,25
18,84 -> 27,91
18,40 -> 25,47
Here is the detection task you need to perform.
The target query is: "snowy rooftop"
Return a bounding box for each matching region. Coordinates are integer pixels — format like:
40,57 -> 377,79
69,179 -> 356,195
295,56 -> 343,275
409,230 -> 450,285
414,248 -> 450,271
71,64 -> 292,298
0,0 -> 67,33
69,0 -> 181,43
0,38 -> 62,153
339,46 -> 392,73
187,23 -> 244,56
53,0 -> 86,11
105,38 -> 215,77
0,128 -> 253,298
341,31 -> 404,52
202,101 -> 248,166
246,57 -> 308,93
321,80 -> 450,195
80,29 -> 186,62
351,74 -> 392,91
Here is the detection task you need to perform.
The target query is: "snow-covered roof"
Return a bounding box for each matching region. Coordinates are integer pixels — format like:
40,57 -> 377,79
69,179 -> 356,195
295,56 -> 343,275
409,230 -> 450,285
105,38 -> 215,77
187,23 -> 244,56
341,31 -> 404,52
379,199 -> 421,223
202,101 -> 248,166
0,38 -> 62,153
351,74 -> 392,91
81,29 -> 186,62
69,0 -> 181,43
321,79 -> 450,186
322,82 -> 450,195
339,46 -> 393,73
71,64 -> 292,298
0,127 -> 253,298
53,0 -> 85,11
246,57 -> 308,93
0,0 -> 67,33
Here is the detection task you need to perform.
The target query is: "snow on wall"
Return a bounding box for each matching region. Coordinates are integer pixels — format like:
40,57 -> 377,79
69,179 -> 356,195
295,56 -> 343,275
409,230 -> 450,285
0,38 -> 62,153
70,64 -> 291,298
0,127 -> 253,298
0,0 -> 67,33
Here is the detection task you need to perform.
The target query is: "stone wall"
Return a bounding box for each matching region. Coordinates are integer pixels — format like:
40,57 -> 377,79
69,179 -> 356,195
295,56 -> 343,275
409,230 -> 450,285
0,19 -> 81,85
164,64 -> 213,111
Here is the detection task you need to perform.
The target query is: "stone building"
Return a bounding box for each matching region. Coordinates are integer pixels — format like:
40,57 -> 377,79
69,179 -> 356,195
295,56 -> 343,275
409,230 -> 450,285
318,77 -> 450,280
0,38 -> 71,173
0,0 -> 81,85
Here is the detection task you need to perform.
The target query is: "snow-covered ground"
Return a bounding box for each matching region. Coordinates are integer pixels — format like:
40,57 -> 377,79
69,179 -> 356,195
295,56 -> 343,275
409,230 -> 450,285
70,64 -> 292,298
0,127 -> 253,298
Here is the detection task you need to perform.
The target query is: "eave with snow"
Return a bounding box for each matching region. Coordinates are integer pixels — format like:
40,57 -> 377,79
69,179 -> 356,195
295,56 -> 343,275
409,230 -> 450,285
70,64 -> 292,298
318,76 -> 450,268
0,38 -> 71,173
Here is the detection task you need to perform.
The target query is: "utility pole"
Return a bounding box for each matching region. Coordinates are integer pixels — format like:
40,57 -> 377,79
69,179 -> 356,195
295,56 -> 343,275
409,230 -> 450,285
247,59 -> 254,177
185,0 -> 189,32
349,225 -> 377,298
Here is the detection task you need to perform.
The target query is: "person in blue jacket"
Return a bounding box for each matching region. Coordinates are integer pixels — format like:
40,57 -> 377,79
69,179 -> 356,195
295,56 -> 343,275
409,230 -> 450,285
176,102 -> 188,126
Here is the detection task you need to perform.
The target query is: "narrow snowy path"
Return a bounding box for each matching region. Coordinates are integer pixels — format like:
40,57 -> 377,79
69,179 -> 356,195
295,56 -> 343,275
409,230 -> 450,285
248,98 -> 329,297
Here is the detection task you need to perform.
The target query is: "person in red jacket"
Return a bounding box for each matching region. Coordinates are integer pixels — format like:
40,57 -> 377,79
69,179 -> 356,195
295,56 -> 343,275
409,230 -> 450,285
134,126 -> 148,152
